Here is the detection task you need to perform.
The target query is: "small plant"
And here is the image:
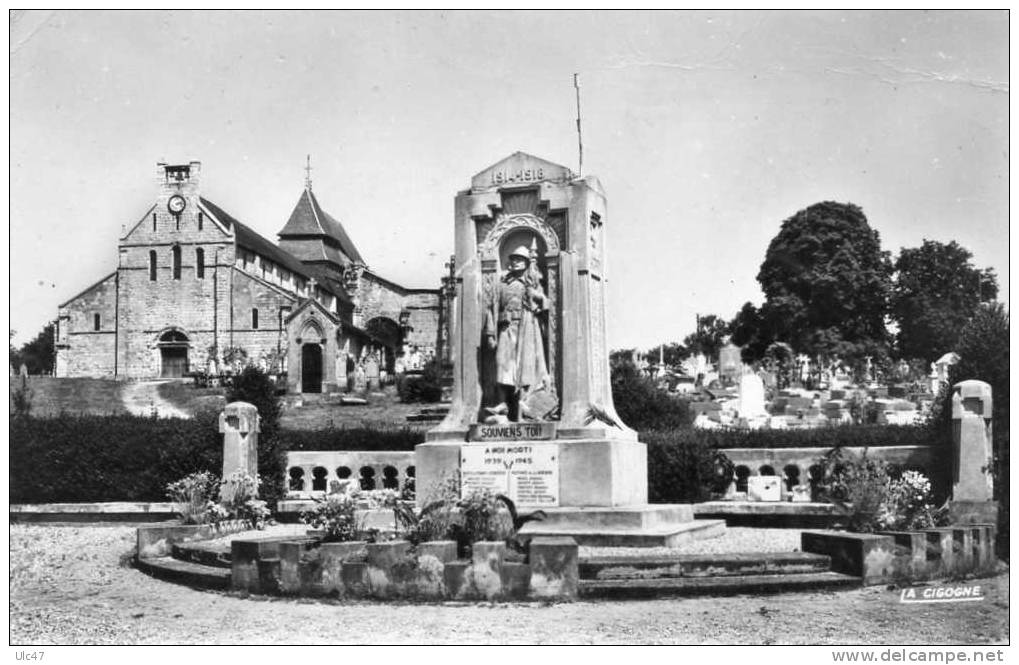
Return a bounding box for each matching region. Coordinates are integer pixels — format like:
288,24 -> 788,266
301,489 -> 365,542
221,471 -> 272,529
879,470 -> 948,531
166,471 -> 221,525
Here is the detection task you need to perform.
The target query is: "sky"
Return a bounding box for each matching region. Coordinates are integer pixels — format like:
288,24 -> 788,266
9,10 -> 1009,350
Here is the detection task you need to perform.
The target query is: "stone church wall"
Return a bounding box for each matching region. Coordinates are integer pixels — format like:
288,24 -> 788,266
358,272 -> 441,355
116,232 -> 233,378
56,273 -> 118,377
226,269 -> 296,367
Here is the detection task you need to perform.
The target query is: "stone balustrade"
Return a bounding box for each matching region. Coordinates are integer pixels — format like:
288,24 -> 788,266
720,445 -> 936,498
285,451 -> 416,496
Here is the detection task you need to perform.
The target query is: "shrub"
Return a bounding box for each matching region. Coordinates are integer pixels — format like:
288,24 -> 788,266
879,470 -> 946,531
300,491 -> 365,542
611,360 -> 691,431
165,471 -> 222,525
227,366 -> 286,508
823,455 -> 890,532
644,430 -> 734,503
397,359 -> 443,403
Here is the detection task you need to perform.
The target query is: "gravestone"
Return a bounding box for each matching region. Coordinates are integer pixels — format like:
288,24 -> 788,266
415,152 -> 722,546
737,372 -> 768,419
948,380 -> 997,525
364,355 -> 380,391
219,401 -> 260,503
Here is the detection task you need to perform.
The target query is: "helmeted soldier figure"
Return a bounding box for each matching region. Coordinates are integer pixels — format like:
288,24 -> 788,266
484,243 -> 549,421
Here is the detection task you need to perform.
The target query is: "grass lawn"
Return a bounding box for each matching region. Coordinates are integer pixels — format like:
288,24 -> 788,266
9,376 -> 127,416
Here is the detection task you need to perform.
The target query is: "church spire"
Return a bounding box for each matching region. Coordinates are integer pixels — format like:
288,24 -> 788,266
304,154 -> 313,192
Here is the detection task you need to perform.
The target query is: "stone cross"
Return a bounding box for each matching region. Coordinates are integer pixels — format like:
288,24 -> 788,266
219,401 -> 261,502
951,380 -> 993,502
948,379 -> 997,525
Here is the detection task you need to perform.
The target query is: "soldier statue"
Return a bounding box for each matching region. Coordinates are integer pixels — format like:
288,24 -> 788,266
484,243 -> 549,421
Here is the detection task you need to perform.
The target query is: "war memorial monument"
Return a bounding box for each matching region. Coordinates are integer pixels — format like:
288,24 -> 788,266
416,152 -> 721,546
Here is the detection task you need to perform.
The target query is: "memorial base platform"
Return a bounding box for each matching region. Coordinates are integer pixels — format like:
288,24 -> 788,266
517,505 -> 726,548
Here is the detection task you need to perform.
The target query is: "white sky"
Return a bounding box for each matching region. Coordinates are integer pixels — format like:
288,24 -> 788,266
9,10 -> 1009,350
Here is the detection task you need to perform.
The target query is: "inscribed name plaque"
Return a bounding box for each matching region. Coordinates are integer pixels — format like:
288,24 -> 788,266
460,443 -> 559,507
468,421 -> 557,442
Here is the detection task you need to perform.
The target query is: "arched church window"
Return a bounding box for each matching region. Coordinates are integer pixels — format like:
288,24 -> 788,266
196,248 -> 205,279
172,246 -> 181,280
93,313 -> 101,331
197,212 -> 203,231
149,250 -> 157,281
251,308 -> 259,329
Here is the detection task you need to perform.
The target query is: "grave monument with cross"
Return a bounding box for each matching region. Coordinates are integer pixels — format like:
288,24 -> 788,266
415,152 -> 723,545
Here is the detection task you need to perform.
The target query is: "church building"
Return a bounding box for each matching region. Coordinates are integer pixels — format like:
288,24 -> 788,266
54,161 -> 450,393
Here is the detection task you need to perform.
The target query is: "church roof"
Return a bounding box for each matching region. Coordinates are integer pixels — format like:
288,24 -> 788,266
278,188 -> 365,265
199,197 -> 352,306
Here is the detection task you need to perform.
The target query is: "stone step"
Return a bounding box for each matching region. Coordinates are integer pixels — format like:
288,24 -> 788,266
578,571 -> 862,598
519,519 -> 726,548
580,552 -> 832,580
405,413 -> 446,422
171,542 -> 233,569
528,504 -> 696,530
135,556 -> 231,590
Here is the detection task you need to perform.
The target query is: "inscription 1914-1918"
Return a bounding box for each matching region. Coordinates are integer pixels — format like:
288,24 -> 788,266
491,168 -> 544,185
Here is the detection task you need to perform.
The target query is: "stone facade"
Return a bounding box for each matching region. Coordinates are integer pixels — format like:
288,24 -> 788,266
56,161 -> 446,391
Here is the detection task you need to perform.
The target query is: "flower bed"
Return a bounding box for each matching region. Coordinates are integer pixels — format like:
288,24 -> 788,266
230,536 -> 579,601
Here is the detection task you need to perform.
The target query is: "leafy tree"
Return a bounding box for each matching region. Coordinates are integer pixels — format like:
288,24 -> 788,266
610,358 -> 691,431
642,342 -> 689,368
891,239 -> 998,364
683,314 -> 730,360
757,202 -> 893,366
728,302 -> 770,363
11,321 -> 56,374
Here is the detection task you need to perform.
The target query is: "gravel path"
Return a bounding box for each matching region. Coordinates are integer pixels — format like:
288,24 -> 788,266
121,380 -> 190,419
10,524 -> 1008,645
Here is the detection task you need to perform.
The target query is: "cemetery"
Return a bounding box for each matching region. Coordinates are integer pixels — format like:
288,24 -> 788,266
49,153 -> 991,604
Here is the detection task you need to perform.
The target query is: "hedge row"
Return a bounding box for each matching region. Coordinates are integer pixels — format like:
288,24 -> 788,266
10,411 -> 937,506
663,423 -> 937,450
10,411 -> 222,504
280,426 -> 424,452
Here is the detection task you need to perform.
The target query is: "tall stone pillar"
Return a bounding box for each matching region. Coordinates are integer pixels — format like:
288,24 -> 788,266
948,379 -> 997,525
220,401 -> 260,502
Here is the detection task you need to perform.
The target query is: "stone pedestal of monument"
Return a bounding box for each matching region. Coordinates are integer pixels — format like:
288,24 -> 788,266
415,153 -> 724,547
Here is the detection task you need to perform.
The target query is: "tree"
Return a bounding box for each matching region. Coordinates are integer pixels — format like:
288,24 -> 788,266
226,366 -> 286,507
642,342 -> 689,368
12,321 -> 56,374
682,314 -> 729,360
931,303 -> 1009,557
757,201 -> 893,366
891,239 -> 998,364
728,302 -> 770,363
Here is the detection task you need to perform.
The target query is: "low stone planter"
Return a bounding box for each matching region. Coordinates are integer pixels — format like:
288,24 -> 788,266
136,520 -> 250,559
801,524 -> 997,586
230,536 -> 580,601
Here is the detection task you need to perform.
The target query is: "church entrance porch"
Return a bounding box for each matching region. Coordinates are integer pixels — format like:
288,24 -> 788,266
301,343 -> 323,393
157,329 -> 190,378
